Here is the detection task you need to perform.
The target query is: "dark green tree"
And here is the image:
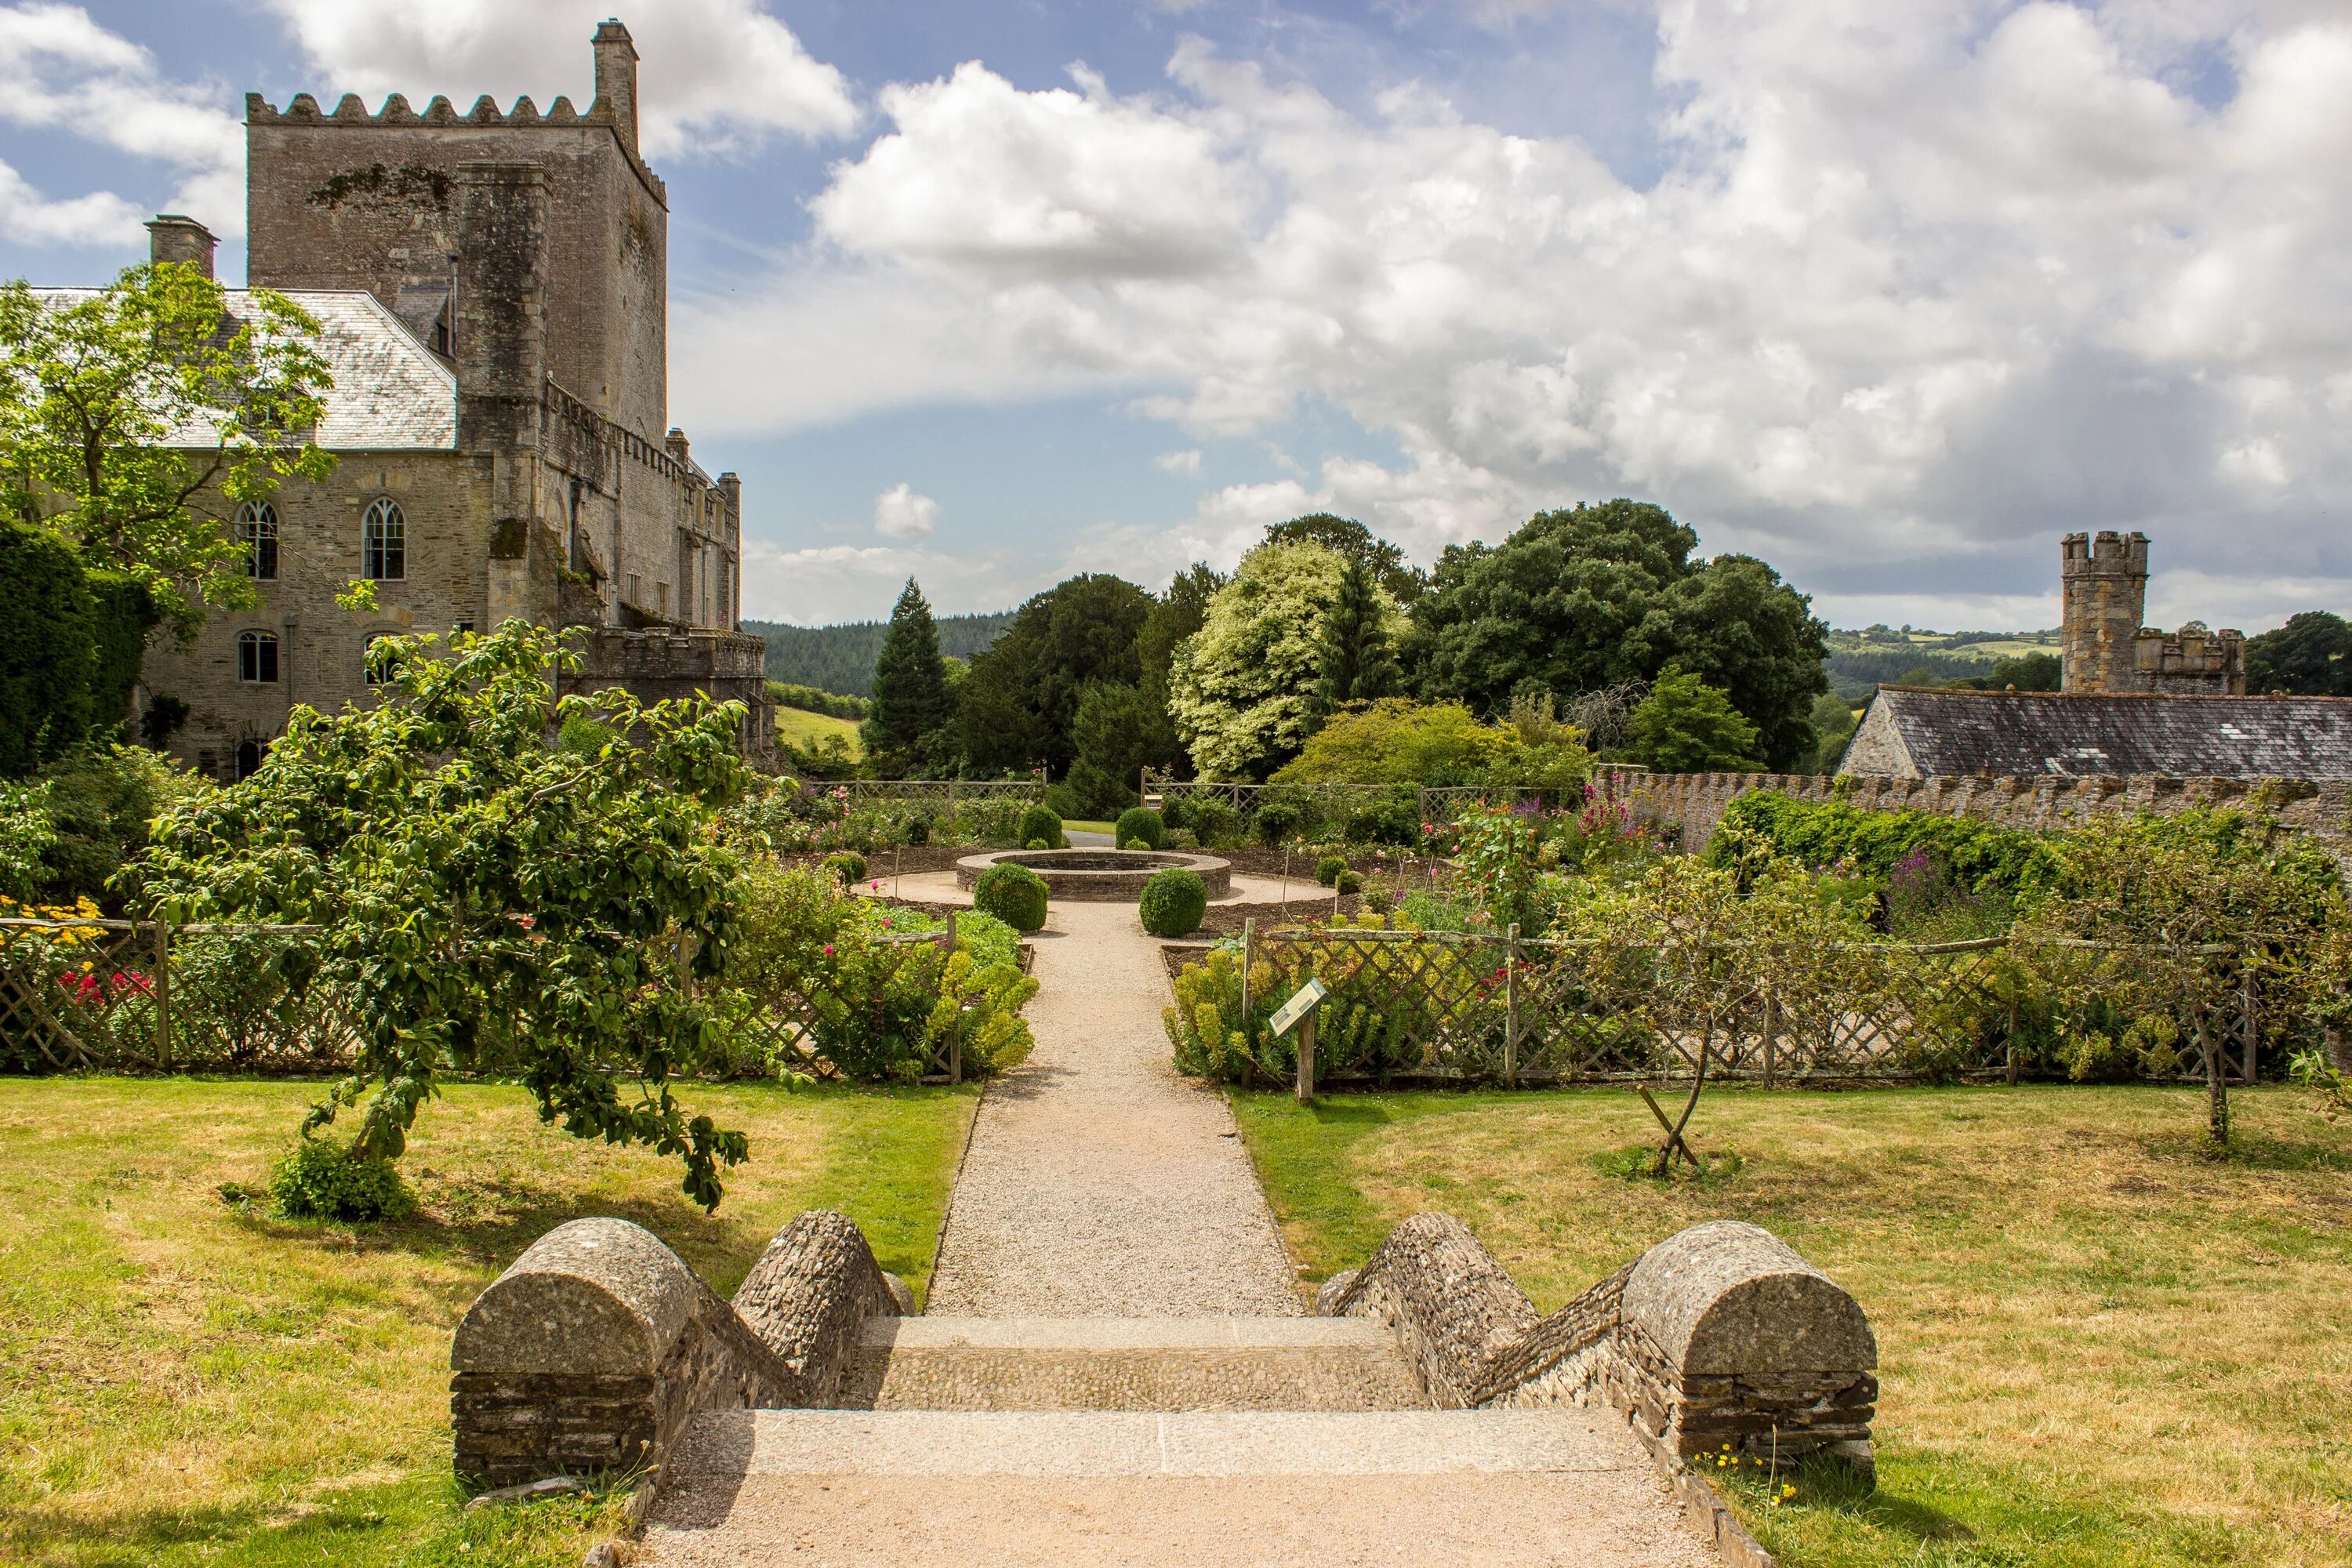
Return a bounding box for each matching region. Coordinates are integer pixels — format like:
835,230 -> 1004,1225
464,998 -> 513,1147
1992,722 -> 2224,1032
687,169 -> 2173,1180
1619,667 -> 1766,772
1263,513 -> 1424,603
956,574 -> 1153,777
1406,499 -> 1827,769
862,579 -> 953,774
1062,681 -> 1160,817
2245,612 -> 2352,695
1134,564 -> 1223,778
0,521 -> 96,778
1313,555 -> 1402,714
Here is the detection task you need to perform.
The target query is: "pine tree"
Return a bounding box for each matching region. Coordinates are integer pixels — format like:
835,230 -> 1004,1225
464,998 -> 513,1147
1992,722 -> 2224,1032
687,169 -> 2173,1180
1313,556 -> 1400,716
863,579 -> 951,774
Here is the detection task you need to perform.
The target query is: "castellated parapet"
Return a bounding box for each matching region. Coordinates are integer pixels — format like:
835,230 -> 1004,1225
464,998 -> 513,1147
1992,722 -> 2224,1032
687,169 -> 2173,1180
2060,531 -> 2244,695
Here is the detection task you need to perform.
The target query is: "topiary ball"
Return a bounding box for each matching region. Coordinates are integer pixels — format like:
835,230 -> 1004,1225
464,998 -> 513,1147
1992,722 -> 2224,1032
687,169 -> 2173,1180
1316,854 -> 1348,887
1138,867 -> 1208,937
822,851 -> 868,887
1114,806 -> 1165,851
1015,804 -> 1064,850
1334,870 -> 1362,896
975,862 -> 1050,932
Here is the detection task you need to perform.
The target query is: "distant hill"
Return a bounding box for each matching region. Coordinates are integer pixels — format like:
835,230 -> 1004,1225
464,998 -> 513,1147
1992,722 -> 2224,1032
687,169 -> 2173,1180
742,611 -> 1018,698
1824,626 -> 2060,702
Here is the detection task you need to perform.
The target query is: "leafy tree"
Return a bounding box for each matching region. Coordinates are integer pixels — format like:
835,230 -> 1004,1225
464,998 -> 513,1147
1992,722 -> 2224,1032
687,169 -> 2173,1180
1272,699 -> 1504,786
1313,555 -> 1402,714
0,263 -> 335,639
1806,691 -> 1858,772
0,521 -> 96,777
1063,681 -> 1160,816
1135,563 -> 1224,777
1169,539 -> 1399,779
126,621 -> 757,1210
2245,612 -> 2352,696
863,579 -> 953,774
1407,500 -> 1827,768
1263,513 -> 1425,603
1619,667 -> 1765,772
957,574 -> 1153,778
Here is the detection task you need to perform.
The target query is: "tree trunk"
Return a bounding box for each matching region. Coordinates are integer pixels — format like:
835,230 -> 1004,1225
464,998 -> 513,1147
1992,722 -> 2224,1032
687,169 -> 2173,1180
2199,1015 -> 2229,1151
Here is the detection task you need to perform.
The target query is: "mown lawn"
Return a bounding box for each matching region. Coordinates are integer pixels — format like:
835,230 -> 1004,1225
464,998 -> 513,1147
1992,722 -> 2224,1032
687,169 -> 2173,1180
0,1076 -> 977,1568
775,705 -> 862,757
1232,1082 -> 2352,1568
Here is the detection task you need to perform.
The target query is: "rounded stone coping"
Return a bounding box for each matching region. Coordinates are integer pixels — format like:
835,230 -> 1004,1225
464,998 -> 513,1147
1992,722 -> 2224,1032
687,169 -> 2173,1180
954,848 -> 1232,902
452,1216 -> 699,1377
1622,1220 -> 1876,1376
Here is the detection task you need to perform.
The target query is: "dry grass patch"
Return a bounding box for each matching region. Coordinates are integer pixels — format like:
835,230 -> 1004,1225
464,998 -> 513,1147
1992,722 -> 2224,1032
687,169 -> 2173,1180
1232,1082 -> 2352,1568
0,1075 -> 975,1567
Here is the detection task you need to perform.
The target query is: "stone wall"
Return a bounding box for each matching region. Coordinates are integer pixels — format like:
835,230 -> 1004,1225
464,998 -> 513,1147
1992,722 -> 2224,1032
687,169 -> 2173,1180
449,1210 -> 904,1486
1622,769 -> 2350,857
1320,1213 -> 1878,1479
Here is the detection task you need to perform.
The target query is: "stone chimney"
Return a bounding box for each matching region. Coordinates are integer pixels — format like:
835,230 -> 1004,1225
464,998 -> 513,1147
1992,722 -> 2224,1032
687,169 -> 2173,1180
146,215 -> 217,279
453,162 -> 548,448
665,428 -> 690,467
593,20 -> 640,158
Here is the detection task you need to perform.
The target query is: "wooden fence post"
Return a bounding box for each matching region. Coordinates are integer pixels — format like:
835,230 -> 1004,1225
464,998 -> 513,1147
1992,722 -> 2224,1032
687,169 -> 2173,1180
1240,918 -> 1254,1044
1503,923 -> 1520,1089
1295,1007 -> 1316,1105
2241,959 -> 2258,1087
1760,988 -> 1777,1091
2005,996 -> 2020,1086
152,920 -> 171,1072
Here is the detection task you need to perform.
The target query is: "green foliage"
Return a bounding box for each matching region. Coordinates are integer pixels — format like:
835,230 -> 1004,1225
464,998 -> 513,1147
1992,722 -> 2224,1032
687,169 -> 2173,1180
0,521 -> 96,775
1255,793 -> 1316,845
129,620 -> 757,1210
1014,804 -> 1065,851
1136,564 -> 1223,776
1620,667 -> 1766,772
744,609 -> 1014,697
267,1136 -> 418,1222
1313,554 -> 1403,713
764,681 -> 869,720
2245,611 -> 2352,695
0,263 -> 336,640
1274,698 -> 1504,786
555,715 -> 619,757
35,742 -> 205,905
822,851 -> 869,888
1408,500 -> 1828,768
863,579 -> 954,774
83,570 -> 155,739
974,862 -> 1049,932
1063,680 -> 1156,817
1342,789 -> 1422,848
1262,514 -> 1425,603
0,777 -> 53,899
1805,692 -> 1859,773
1138,867 -> 1208,937
1171,539 -> 1399,780
958,575 -> 1153,777
1713,790 -> 2057,900
1438,802 -> 1546,933
1114,806 -> 1164,849
1161,922 -> 1457,1084
1313,854 -> 1347,887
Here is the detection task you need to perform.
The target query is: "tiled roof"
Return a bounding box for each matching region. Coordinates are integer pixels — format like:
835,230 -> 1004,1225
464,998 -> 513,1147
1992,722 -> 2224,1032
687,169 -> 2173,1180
31,288 -> 456,450
1857,687 -> 2352,779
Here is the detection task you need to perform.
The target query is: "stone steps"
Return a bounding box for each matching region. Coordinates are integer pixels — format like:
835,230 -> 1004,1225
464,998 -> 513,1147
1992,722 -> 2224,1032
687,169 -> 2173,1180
836,1315 -> 1425,1411
641,1408 -> 1714,1567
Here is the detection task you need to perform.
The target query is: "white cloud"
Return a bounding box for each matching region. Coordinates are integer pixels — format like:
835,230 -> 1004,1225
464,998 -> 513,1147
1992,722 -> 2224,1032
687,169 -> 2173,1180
872,482 -> 940,538
256,0 -> 858,158
739,539 -> 1028,622
1153,448 -> 1203,475
0,2 -> 244,241
677,2 -> 2352,620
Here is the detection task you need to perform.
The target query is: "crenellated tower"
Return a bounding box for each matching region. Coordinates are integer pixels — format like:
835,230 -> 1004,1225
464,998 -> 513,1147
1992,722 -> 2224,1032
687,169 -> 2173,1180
2060,532 -> 2244,695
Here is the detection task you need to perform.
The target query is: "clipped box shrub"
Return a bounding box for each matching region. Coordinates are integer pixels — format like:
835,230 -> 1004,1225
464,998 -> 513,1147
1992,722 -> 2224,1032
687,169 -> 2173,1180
1114,806 -> 1165,850
1015,804 -> 1065,851
975,862 -> 1050,931
268,1138 -> 417,1222
1316,854 -> 1350,887
1139,867 -> 1208,937
1185,797 -> 1244,848
822,851 -> 868,888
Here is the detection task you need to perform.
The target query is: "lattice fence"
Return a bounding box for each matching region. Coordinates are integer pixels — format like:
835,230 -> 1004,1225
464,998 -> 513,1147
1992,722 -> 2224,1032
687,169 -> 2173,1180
1211,927 -> 2279,1087
1141,775 -> 1649,837
824,779 -> 1046,814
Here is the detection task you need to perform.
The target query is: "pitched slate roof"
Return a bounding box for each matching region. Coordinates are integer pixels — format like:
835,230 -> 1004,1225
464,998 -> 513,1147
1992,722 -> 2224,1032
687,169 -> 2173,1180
31,288 -> 456,450
1843,687 -> 2352,780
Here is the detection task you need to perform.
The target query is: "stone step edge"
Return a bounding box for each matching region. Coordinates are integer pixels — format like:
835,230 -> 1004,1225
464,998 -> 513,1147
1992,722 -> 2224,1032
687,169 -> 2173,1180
862,1316 -> 1401,1351
681,1406 -> 1649,1479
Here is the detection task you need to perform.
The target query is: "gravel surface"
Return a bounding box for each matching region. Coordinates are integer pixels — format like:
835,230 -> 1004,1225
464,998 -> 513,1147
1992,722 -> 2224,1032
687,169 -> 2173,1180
925,901 -> 1302,1317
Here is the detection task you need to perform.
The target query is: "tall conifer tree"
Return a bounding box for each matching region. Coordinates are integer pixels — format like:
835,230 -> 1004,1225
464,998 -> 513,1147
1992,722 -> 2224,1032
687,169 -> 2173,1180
1313,556 -> 1401,716
864,579 -> 951,773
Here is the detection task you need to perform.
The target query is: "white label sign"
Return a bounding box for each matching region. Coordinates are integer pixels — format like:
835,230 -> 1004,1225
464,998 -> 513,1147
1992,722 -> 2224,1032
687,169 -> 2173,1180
1268,977 -> 1329,1037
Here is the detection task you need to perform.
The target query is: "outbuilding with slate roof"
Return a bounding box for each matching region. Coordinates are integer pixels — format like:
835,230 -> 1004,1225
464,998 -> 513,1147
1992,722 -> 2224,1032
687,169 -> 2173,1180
1839,688 -> 2352,781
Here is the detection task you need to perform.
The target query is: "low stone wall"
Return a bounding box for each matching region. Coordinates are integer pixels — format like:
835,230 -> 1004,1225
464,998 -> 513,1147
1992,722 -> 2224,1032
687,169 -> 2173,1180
450,1210 -> 904,1486
1320,1214 -> 1878,1479
1628,770 -> 2350,857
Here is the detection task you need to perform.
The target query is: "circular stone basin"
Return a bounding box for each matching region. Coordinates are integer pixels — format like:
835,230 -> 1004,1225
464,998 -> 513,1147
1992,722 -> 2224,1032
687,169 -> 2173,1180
954,848 -> 1232,902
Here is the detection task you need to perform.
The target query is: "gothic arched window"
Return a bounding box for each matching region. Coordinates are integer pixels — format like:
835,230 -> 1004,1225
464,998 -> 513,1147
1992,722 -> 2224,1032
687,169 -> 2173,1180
236,501 -> 278,580
236,630 -> 279,684
362,497 -> 405,581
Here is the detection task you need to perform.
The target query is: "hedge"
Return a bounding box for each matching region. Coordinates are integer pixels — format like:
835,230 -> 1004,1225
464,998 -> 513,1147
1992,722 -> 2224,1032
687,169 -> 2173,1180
1708,790 -> 2056,896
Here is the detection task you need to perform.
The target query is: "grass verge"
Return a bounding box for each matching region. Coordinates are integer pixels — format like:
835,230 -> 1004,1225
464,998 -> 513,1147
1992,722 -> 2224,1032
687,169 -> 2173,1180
0,1075 -> 976,1567
775,705 -> 863,757
1230,1081 -> 2352,1568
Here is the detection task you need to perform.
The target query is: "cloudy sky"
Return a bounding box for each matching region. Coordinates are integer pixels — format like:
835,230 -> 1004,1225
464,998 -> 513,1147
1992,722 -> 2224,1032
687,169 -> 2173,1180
4,1 -> 2350,631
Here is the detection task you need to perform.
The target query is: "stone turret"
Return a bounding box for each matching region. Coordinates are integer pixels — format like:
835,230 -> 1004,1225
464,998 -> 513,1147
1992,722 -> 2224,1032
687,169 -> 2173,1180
2060,530 -> 2148,693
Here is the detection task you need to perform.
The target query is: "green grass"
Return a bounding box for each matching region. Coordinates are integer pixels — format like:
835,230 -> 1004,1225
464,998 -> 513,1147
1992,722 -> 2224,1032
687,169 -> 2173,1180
1230,1082 -> 2352,1568
1062,819 -> 1117,837
775,705 -> 862,757
0,1076 -> 976,1567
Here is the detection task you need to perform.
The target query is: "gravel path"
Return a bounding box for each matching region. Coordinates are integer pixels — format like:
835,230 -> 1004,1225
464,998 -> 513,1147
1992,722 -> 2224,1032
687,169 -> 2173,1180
925,902 -> 1301,1317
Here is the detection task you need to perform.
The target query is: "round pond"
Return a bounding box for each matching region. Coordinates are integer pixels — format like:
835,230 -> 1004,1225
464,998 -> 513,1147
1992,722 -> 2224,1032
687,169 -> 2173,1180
954,848 -> 1232,902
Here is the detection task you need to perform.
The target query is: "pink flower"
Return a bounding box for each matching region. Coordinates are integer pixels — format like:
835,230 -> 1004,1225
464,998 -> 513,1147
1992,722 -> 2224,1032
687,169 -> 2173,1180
822,944 -> 836,956
516,913 -> 536,930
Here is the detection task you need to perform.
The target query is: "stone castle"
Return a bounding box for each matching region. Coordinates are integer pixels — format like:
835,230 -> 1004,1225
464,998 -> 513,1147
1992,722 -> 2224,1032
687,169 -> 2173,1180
123,20 -> 773,778
2059,530 -> 2243,695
